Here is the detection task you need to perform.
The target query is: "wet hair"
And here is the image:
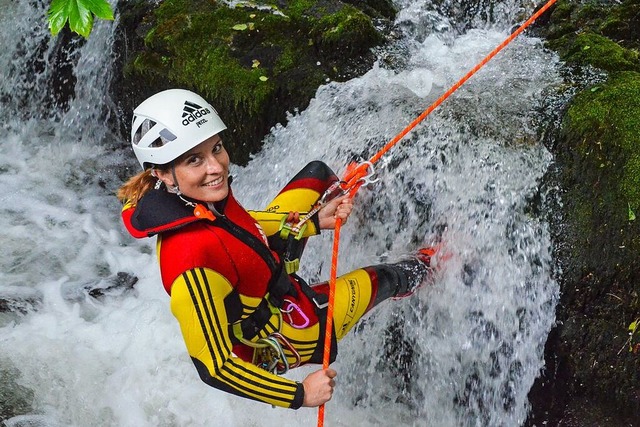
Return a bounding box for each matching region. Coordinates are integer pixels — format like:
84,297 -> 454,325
116,164 -> 169,205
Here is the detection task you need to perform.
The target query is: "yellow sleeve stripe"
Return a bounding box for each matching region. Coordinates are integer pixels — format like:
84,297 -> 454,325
177,269 -> 233,375
222,359 -> 299,396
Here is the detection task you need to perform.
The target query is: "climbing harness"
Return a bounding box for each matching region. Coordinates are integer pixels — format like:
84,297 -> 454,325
231,297 -> 302,375
317,0 -> 559,425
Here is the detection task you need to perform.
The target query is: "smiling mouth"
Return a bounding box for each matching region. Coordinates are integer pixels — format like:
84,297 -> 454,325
203,176 -> 224,187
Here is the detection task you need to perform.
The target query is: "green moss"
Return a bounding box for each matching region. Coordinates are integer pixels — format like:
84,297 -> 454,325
550,0 -> 575,21
558,31 -> 640,72
286,0 -> 318,16
544,0 -> 640,65
564,71 -> 640,211
136,2 -> 288,113
576,2 -> 606,22
135,0 -> 382,106
315,4 -> 382,51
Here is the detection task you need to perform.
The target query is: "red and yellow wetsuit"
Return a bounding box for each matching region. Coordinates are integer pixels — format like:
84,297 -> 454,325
121,161 -> 431,409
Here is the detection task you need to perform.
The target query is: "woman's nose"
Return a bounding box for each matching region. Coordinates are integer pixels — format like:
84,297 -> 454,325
205,155 -> 223,173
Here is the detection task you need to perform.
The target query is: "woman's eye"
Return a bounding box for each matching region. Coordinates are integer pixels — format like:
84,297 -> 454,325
213,143 -> 223,153
186,156 -> 200,165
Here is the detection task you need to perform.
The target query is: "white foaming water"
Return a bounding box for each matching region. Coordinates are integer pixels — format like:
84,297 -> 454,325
0,1 -> 560,426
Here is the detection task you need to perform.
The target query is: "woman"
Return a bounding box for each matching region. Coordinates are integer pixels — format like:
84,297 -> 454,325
117,89 -> 435,409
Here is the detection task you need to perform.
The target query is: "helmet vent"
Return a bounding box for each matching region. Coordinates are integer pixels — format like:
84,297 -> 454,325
149,128 -> 178,148
132,119 -> 157,145
149,138 -> 164,148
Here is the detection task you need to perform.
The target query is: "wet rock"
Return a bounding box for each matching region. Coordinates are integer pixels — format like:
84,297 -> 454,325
0,273 -> 139,319
0,288 -> 42,315
60,272 -> 138,302
0,362 -> 35,423
527,1 -> 640,425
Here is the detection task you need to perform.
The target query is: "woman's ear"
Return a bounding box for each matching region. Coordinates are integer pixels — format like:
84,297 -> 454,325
153,169 -> 174,187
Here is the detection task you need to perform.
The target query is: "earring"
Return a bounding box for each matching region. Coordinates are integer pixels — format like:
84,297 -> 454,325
154,179 -> 162,190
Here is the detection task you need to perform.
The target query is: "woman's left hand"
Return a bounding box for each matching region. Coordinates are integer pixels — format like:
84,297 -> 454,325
318,195 -> 353,230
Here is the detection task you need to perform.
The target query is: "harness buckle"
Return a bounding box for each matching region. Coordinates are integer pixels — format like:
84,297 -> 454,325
283,258 -> 300,274
278,216 -> 308,240
312,296 -> 329,310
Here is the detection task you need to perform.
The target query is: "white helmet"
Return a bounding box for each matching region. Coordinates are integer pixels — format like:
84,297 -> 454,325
130,89 -> 227,169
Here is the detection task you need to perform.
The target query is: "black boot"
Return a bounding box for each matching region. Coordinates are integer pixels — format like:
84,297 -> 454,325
367,248 -> 435,305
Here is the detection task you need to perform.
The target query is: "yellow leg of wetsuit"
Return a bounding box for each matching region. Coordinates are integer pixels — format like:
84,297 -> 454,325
315,259 -> 431,341
277,259 -> 431,365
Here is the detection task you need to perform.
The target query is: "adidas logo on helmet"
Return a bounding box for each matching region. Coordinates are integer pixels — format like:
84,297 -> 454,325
182,100 -> 211,126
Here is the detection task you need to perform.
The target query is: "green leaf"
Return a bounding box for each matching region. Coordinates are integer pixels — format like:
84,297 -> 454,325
629,203 -> 636,221
48,0 -> 114,38
83,0 -> 114,20
630,320 -> 638,333
48,0 -> 71,36
69,1 -> 94,38
232,24 -> 248,31
259,76 -> 268,81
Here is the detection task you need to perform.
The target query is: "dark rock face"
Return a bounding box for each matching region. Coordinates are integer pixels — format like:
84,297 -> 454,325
526,1 -> 640,426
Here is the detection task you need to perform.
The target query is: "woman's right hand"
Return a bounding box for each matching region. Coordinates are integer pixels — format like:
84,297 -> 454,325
301,368 -> 337,407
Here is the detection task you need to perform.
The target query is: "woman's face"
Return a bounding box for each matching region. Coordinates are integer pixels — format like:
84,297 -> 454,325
157,134 -> 230,203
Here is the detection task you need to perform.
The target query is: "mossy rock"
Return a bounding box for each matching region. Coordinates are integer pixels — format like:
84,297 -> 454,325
540,0 -> 640,71
118,0 -> 394,165
546,70 -> 640,422
481,1 -> 640,425
595,0 -> 640,47
556,71 -> 640,279
548,31 -> 640,73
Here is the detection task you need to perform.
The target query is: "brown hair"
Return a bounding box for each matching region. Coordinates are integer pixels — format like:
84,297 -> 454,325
116,169 -> 157,205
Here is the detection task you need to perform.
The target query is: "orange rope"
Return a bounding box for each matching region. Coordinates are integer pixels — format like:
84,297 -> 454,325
369,0 -> 558,167
317,1 -> 557,424
317,217 -> 342,427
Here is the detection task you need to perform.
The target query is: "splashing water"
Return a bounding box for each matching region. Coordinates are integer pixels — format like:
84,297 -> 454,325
0,0 -> 560,426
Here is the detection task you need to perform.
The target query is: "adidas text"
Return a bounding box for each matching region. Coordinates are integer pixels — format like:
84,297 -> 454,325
182,107 -> 211,126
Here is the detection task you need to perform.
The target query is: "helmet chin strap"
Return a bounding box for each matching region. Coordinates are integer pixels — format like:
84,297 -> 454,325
170,162 -> 181,195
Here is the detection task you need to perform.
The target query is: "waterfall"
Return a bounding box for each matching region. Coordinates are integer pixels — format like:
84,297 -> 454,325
0,0 -> 560,426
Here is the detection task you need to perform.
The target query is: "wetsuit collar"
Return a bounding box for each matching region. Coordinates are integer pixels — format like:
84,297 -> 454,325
127,179 -> 233,236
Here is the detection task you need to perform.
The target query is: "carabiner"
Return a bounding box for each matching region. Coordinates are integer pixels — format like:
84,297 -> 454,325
281,299 -> 310,329
341,160 -> 379,195
356,161 -> 379,187
318,180 -> 347,206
